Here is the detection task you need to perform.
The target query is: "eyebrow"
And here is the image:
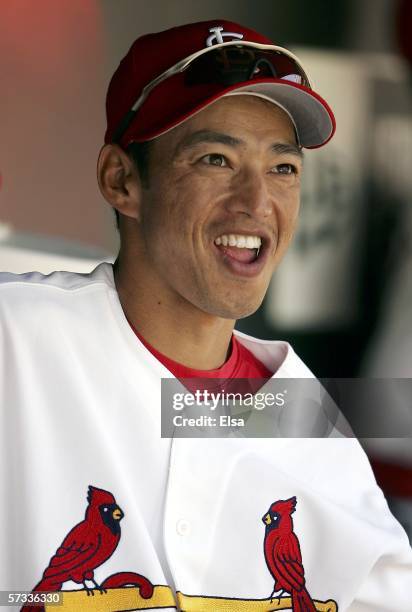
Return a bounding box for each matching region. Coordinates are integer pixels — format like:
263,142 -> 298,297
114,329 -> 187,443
176,130 -> 244,153
271,142 -> 304,159
175,129 -> 304,159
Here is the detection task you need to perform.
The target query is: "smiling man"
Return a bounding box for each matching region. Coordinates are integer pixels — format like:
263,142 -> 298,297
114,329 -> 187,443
1,19 -> 412,612
107,96 -> 303,370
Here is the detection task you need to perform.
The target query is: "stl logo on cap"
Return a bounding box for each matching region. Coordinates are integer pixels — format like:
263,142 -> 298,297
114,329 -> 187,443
206,25 -> 244,47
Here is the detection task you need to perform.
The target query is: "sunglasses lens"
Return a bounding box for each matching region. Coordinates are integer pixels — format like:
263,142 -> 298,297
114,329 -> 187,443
113,45 -> 313,145
184,46 -> 309,88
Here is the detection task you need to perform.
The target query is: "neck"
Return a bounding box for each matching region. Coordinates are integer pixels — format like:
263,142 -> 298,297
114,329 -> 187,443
114,250 -> 235,371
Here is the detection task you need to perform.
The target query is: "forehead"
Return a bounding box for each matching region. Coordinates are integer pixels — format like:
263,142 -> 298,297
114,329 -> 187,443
153,94 -> 298,153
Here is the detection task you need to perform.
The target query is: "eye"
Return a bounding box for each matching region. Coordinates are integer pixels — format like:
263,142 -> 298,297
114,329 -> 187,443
103,506 -> 109,512
272,163 -> 297,175
200,153 -> 228,167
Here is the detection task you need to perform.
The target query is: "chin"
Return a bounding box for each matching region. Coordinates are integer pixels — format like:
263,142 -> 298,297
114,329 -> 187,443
233,303 -> 262,320
203,296 -> 264,320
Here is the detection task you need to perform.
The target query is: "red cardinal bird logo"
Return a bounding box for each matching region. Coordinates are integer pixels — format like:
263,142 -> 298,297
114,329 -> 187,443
262,496 -> 316,612
30,486 -> 123,594
22,486 -> 153,612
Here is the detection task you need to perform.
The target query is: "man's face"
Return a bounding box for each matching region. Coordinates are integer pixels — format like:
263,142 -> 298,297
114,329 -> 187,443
135,95 -> 302,319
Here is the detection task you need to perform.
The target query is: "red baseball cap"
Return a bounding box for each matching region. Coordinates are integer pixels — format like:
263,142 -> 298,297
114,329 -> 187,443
104,20 -> 335,149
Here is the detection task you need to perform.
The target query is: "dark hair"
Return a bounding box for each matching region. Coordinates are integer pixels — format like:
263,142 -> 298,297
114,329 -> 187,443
114,140 -> 152,229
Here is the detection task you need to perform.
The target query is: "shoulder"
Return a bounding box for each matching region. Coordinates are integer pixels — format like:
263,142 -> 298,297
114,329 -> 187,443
0,261 -> 114,294
234,329 -> 355,437
0,262 -> 115,328
233,329 -> 313,377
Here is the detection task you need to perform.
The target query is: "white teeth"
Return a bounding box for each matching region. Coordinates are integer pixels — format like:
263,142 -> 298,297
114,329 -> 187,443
214,234 -> 262,249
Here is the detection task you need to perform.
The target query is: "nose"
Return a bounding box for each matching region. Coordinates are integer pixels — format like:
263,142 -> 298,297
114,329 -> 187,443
225,166 -> 272,219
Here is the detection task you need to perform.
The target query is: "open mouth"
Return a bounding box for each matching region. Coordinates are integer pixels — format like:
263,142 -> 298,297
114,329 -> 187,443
213,233 -> 268,277
215,234 -> 261,263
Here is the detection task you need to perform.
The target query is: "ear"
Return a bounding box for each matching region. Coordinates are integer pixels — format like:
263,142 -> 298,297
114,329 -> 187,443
97,144 -> 142,220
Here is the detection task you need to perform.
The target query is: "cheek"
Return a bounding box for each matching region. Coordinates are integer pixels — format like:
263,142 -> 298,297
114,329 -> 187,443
278,186 -> 300,232
269,188 -> 300,261
286,199 -> 300,235
141,179 -> 209,260
166,172 -> 220,228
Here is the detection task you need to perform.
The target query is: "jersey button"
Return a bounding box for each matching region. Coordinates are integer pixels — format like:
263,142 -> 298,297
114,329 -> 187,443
176,519 -> 191,536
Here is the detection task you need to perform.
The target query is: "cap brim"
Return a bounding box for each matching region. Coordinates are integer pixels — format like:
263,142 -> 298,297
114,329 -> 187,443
224,81 -> 335,148
122,77 -> 335,149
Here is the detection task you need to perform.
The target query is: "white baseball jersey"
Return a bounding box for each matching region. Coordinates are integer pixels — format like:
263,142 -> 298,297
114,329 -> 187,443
0,263 -> 411,611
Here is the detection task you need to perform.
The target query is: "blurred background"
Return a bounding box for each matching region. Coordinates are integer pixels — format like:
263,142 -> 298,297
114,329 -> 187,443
1,0 -> 411,539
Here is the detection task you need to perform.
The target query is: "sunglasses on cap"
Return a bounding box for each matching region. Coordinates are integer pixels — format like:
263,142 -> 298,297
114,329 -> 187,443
112,42 -> 312,144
